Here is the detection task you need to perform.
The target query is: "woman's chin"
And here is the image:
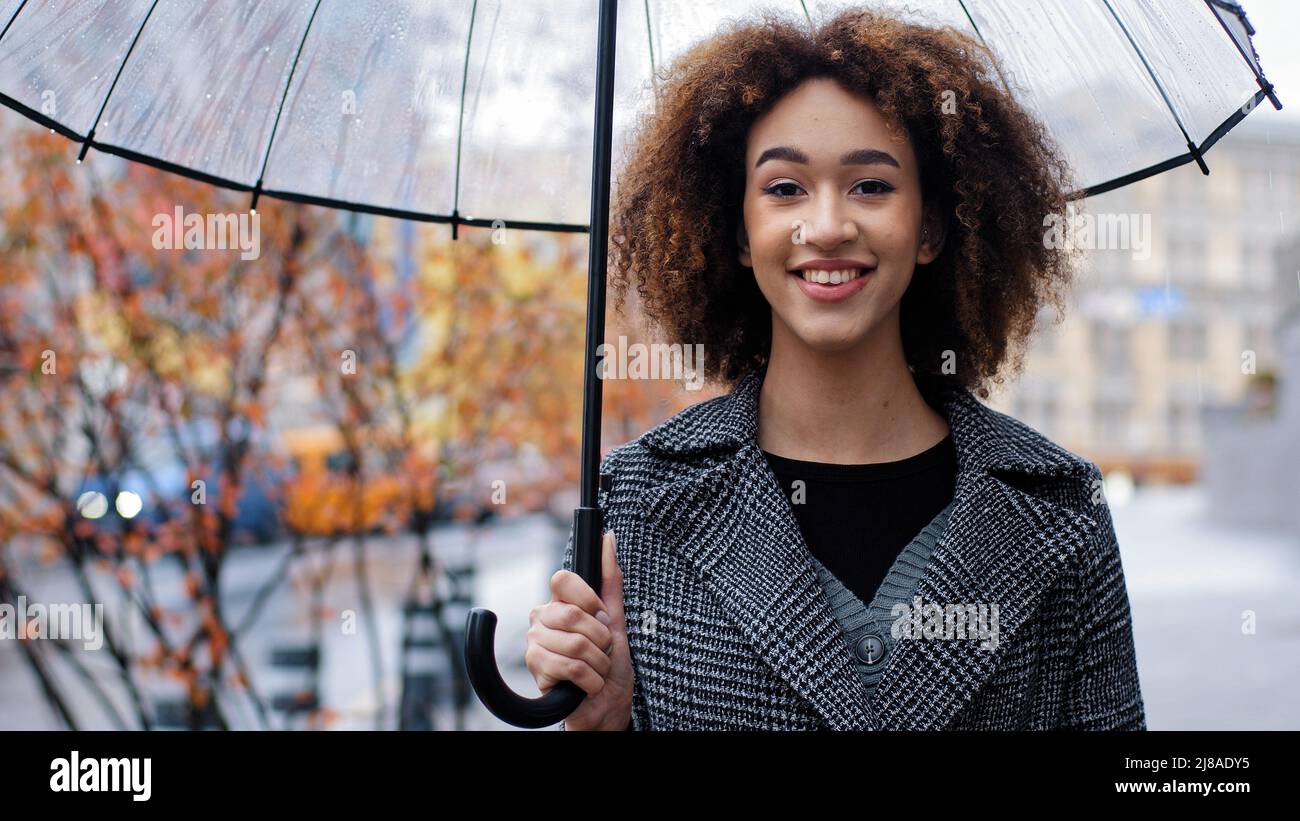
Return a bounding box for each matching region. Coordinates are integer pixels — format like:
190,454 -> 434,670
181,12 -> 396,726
789,326 -> 870,354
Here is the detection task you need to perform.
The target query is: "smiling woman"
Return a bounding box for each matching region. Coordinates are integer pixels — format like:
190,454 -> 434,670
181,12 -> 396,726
537,6 -> 1145,732
608,9 -> 1075,399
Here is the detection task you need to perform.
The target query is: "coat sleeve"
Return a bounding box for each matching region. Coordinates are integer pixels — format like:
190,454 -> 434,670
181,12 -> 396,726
1062,489 -> 1147,730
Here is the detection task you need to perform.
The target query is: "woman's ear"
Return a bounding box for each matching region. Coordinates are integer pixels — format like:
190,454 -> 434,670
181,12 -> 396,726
917,205 -> 947,265
736,219 -> 752,268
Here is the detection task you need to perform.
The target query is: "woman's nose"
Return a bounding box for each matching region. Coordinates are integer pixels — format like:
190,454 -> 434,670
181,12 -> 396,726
795,199 -> 859,249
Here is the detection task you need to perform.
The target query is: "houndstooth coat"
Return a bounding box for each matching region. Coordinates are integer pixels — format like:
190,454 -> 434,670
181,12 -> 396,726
561,363 -> 1146,730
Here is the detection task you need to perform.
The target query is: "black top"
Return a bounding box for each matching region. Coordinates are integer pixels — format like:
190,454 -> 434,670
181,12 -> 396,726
761,435 -> 958,605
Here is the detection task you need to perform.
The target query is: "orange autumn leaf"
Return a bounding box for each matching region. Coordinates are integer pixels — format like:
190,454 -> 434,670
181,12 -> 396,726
242,401 -> 266,427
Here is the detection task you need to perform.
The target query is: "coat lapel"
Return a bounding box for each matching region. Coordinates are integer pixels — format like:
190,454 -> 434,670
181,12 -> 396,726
867,470 -> 1097,729
641,437 -> 881,729
636,363 -> 1101,730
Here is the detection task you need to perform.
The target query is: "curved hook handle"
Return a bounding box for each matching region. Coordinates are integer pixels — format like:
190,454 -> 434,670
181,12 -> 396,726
465,608 -> 587,728
465,506 -> 603,728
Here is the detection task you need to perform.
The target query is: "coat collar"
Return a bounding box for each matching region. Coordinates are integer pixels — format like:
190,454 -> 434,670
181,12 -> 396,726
640,362 -> 1096,480
635,362 -> 1101,729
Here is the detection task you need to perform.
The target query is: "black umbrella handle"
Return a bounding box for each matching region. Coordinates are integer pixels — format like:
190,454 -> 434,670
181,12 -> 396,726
465,506 -> 603,728
464,0 -> 618,729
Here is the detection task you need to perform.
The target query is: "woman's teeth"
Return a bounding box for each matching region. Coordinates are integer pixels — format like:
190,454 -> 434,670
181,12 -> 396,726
799,268 -> 863,285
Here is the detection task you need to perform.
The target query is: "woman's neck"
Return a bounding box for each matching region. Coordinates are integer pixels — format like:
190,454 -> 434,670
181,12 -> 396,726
756,315 -> 950,464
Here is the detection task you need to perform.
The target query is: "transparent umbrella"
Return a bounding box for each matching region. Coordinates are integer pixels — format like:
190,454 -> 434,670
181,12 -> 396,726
0,0 -> 1281,728
0,0 -> 1281,224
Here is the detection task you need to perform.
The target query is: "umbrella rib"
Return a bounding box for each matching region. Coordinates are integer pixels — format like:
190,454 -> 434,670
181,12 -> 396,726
1202,0 -> 1282,110
1072,83 -> 1272,200
76,0 -> 160,164
644,0 -> 658,84
0,0 -> 28,44
0,78 -> 591,230
1098,0 -> 1210,177
954,0 -> 984,43
250,0 -> 324,213
255,189 -> 590,232
953,0 -> 1013,97
466,1 -> 499,144
450,0 -> 479,240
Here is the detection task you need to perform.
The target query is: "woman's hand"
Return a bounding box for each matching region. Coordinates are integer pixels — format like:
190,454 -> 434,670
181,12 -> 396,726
526,531 -> 634,730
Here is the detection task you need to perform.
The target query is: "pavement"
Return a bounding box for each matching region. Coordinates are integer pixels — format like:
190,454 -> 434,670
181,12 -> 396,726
1113,486 -> 1300,730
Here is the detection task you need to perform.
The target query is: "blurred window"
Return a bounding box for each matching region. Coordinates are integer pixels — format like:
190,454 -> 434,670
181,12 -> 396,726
1168,319 -> 1207,359
1091,320 -> 1132,374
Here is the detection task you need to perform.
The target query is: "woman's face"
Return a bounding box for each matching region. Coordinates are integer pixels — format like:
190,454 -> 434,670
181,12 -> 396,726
739,76 -> 942,355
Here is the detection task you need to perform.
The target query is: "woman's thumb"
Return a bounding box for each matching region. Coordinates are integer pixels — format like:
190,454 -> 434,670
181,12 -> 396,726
599,530 -> 625,628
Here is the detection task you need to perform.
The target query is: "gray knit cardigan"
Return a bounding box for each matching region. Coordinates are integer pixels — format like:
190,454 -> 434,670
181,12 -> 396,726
560,363 -> 1146,730
808,501 -> 952,700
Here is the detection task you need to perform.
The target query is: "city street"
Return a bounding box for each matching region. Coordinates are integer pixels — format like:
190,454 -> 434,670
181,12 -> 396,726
2,485 -> 1297,730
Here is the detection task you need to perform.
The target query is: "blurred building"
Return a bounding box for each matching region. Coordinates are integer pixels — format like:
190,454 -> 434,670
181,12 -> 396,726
988,113 -> 1300,487
1197,230 -> 1300,539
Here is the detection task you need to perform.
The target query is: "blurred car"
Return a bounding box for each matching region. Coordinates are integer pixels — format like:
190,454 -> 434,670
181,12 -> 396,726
72,420 -> 567,545
73,457 -> 286,546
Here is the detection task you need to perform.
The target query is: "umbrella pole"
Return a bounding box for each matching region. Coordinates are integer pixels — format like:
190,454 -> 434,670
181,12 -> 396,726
465,0 -> 619,729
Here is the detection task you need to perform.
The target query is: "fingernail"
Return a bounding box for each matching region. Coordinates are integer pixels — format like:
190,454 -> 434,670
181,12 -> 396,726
596,610 -> 611,625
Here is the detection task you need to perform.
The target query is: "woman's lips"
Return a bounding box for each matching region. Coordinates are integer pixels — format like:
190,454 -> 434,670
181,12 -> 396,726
788,267 -> 872,302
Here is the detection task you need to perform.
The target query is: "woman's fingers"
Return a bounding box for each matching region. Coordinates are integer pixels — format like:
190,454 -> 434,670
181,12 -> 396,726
532,622 -> 613,678
528,531 -> 629,709
525,632 -> 610,696
599,532 -> 626,632
549,567 -> 606,617
549,533 -> 623,641
530,599 -> 613,652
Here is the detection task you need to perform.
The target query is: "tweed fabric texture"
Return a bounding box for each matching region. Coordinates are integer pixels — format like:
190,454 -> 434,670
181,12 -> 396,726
559,363 -> 1146,731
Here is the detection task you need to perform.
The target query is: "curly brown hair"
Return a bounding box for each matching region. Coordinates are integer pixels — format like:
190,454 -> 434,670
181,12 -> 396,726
607,6 -> 1076,397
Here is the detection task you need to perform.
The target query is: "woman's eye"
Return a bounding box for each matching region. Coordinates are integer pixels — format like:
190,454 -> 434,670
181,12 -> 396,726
763,182 -> 802,198
764,180 -> 894,198
853,179 -> 894,196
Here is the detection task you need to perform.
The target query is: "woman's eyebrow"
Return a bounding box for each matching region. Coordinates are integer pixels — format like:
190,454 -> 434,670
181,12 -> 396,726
755,146 -> 900,169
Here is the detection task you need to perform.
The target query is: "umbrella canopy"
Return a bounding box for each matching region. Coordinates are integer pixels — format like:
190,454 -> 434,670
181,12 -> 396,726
0,0 -> 1281,235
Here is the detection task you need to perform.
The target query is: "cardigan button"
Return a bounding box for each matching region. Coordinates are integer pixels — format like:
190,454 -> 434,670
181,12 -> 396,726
854,634 -> 886,666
